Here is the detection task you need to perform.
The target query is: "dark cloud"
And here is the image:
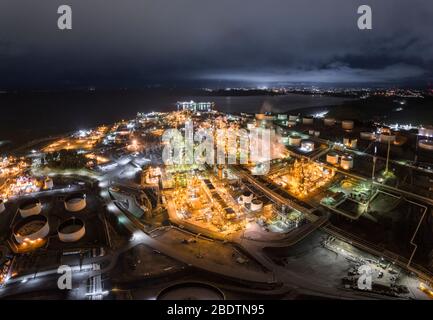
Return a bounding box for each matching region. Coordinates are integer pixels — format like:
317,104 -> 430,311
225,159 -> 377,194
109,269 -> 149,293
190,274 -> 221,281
0,0 -> 432,88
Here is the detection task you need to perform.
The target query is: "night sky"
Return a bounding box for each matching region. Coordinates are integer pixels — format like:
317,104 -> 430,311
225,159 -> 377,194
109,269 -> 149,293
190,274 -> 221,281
1,0 -> 432,88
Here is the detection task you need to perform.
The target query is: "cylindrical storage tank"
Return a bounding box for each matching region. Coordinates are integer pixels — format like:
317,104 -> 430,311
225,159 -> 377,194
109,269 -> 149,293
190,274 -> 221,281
0,199 -> 5,213
289,135 -> 302,146
379,133 -> 396,143
419,126 -> 433,137
241,191 -> 253,204
342,120 -> 354,130
326,152 -> 339,165
360,132 -> 376,140
340,156 -> 354,170
157,283 -> 225,300
308,130 -> 315,135
314,131 -> 320,137
58,217 -> 86,242
419,140 -> 433,151
324,117 -> 336,126
289,115 -> 298,121
19,199 -> 42,218
64,193 -> 87,212
44,177 -> 53,190
277,114 -> 288,120
13,215 -> 49,244
302,116 -> 314,125
250,199 -> 263,211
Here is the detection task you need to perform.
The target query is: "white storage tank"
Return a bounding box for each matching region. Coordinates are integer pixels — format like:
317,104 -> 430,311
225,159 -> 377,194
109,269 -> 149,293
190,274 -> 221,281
13,215 -> 49,244
58,217 -> 86,242
157,283 -> 225,300
302,116 -> 314,125
64,193 -> 87,212
19,199 -> 42,218
289,135 -> 302,147
0,199 -> 5,213
419,140 -> 433,151
277,114 -> 288,120
340,156 -> 354,170
360,132 -> 376,140
314,131 -> 320,137
342,120 -> 354,130
326,152 -> 339,165
289,115 -> 298,121
379,133 -> 396,143
324,117 -> 336,126
250,199 -> 263,211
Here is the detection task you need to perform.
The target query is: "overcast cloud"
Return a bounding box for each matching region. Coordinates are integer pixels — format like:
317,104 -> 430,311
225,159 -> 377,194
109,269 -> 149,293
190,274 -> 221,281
0,0 -> 432,88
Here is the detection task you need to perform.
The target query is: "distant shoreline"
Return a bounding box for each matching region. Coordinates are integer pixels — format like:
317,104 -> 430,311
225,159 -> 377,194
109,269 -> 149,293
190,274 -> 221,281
3,91 -> 431,155
0,91 -> 351,149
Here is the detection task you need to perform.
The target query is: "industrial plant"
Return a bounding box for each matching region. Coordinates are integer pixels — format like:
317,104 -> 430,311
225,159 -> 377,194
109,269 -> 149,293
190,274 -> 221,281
0,99 -> 432,302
